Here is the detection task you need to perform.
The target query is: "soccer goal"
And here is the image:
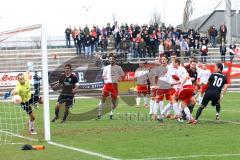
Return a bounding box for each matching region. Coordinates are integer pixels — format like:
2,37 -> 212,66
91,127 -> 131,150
0,24 -> 50,144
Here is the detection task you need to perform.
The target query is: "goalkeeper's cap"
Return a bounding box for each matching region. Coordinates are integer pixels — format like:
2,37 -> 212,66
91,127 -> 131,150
22,144 -> 33,150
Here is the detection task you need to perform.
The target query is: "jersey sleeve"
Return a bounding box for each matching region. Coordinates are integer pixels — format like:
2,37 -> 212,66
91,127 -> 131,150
208,74 -> 214,83
59,73 -> 66,84
178,67 -> 188,78
118,66 -> 124,77
208,70 -> 212,77
73,74 -> 79,84
197,69 -> 202,78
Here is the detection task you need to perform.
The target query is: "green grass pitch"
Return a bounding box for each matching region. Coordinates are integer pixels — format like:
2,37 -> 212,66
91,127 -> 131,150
0,92 -> 240,160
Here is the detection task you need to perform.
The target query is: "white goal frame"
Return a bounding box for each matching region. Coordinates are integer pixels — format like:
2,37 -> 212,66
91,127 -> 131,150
41,23 -> 51,141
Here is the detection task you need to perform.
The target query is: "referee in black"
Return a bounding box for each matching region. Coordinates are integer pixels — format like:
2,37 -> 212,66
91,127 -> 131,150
195,63 -> 228,122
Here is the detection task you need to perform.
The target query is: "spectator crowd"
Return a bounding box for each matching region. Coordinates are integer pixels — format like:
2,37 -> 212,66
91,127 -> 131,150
65,21 -> 237,62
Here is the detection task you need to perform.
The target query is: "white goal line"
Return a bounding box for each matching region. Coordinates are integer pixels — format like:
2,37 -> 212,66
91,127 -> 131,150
1,118 -> 240,160
48,141 -> 121,160
128,153 -> 240,160
0,130 -> 120,160
0,130 -> 38,142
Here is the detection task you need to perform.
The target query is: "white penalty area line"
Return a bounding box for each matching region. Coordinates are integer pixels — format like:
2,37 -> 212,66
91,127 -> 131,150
128,153 -> 240,160
48,141 -> 121,160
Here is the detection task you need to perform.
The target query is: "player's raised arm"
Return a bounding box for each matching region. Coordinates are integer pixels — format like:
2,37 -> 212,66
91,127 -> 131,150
3,73 -> 24,99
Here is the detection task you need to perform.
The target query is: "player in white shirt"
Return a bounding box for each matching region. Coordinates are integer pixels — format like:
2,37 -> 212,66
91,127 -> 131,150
134,61 -> 149,108
161,53 -> 181,120
97,56 -> 125,119
147,58 -> 161,120
171,59 -> 197,123
197,63 -> 211,104
154,55 -> 176,121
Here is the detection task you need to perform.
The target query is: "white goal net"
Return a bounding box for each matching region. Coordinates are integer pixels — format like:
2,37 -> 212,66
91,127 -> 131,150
0,24 -> 49,144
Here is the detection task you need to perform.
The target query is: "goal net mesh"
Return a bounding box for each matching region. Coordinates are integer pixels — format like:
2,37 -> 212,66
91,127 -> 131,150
0,24 -> 42,144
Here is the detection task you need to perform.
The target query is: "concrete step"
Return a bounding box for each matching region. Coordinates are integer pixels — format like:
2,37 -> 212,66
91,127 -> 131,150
227,88 -> 240,91
0,48 -> 76,53
0,52 -> 76,58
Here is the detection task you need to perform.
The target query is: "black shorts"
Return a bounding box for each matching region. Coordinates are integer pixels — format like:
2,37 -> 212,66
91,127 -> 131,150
21,94 -> 39,114
57,94 -> 74,107
201,91 -> 220,107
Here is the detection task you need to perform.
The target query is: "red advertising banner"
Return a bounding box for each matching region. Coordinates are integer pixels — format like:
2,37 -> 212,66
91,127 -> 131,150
0,72 -> 39,86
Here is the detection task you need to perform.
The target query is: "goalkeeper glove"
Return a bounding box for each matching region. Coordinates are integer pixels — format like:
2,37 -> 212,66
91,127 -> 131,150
3,91 -> 11,99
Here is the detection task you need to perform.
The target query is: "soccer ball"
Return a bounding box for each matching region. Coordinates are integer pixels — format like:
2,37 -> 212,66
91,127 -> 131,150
12,95 -> 22,104
38,96 -> 43,104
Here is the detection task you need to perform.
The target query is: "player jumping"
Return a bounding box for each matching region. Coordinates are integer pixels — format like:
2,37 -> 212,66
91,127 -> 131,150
5,72 -> 42,134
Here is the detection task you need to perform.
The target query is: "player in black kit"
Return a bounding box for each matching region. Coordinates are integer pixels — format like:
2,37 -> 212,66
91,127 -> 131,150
51,64 -> 78,123
195,63 -> 228,122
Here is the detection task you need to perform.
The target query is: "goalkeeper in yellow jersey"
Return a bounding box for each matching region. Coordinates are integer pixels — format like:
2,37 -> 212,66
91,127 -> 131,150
10,72 -> 42,135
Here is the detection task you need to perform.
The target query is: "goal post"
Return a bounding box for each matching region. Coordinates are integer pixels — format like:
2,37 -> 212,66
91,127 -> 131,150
41,23 -> 51,141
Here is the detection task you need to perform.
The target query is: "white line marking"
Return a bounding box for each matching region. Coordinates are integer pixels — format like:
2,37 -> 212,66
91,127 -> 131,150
1,114 -> 239,160
48,141 -> 121,160
128,153 -> 240,160
0,142 -> 25,145
1,130 -> 120,160
0,130 -> 38,142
